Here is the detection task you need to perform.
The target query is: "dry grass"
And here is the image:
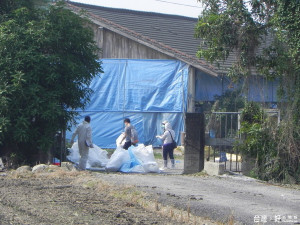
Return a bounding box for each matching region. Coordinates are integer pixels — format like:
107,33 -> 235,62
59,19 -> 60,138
6,169 -> 232,225
78,177 -> 221,224
51,171 -> 221,224
7,166 -> 83,179
226,211 -> 236,225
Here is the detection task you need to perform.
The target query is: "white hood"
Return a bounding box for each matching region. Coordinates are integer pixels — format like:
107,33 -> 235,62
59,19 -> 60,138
165,122 -> 172,130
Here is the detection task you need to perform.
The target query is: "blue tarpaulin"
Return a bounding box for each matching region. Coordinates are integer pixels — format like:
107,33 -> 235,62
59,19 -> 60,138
119,148 -> 141,173
67,59 -> 188,148
195,70 -> 278,102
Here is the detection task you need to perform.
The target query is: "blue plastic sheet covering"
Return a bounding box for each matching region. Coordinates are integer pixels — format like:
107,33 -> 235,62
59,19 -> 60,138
67,59 -> 188,148
195,70 -> 278,102
119,148 -> 141,173
248,76 -> 278,103
195,71 -> 223,101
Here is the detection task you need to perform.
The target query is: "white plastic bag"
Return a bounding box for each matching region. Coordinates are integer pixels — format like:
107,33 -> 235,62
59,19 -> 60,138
106,140 -> 160,173
67,142 -> 80,164
129,164 -> 145,173
131,144 -> 160,173
88,145 -> 109,167
105,147 -> 130,172
67,142 -> 109,168
142,162 -> 160,173
116,133 -> 125,148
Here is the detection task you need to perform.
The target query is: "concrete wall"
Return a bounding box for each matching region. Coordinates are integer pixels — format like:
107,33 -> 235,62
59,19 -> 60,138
184,113 -> 205,174
187,67 -> 196,113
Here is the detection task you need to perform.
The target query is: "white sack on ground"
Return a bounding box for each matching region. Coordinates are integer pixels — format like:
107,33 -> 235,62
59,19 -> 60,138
105,143 -> 160,173
132,144 -> 160,173
105,147 -> 130,172
67,142 -> 109,168
127,164 -> 145,173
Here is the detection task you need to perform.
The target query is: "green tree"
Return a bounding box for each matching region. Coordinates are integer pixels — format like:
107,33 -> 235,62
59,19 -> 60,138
0,1 -> 103,164
195,0 -> 300,183
0,0 -> 33,15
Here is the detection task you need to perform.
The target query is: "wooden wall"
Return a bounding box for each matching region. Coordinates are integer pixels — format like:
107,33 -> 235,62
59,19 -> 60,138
91,24 -> 174,60
90,23 -> 196,112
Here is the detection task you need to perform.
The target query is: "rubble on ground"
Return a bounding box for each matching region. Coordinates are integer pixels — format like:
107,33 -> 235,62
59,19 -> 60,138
32,164 -> 49,173
16,165 -> 32,173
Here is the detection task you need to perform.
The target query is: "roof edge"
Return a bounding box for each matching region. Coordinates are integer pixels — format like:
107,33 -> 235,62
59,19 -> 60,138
67,2 -> 218,77
68,1 -> 199,21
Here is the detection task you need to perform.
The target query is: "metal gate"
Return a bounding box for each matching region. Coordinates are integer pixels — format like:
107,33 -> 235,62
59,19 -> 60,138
205,112 -> 242,173
204,110 -> 280,173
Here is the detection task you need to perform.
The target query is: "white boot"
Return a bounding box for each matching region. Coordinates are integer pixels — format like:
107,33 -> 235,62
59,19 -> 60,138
164,160 -> 168,169
160,160 -> 168,170
171,159 -> 175,169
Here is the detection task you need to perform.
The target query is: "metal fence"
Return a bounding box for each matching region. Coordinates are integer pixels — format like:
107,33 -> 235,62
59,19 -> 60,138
205,110 -> 280,173
205,112 -> 242,172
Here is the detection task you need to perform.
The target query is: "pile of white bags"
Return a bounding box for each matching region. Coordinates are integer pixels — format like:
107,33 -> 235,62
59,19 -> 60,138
105,144 -> 160,173
131,145 -> 160,173
105,147 -> 130,172
67,142 -> 109,168
67,135 -> 160,173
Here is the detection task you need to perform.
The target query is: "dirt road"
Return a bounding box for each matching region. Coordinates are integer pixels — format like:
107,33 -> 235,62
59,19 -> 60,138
0,171 -> 189,225
0,169 -> 299,225
96,172 -> 300,225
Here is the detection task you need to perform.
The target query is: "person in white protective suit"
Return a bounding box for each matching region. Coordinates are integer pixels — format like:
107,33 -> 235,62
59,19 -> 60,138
156,121 -> 176,169
70,116 -> 94,170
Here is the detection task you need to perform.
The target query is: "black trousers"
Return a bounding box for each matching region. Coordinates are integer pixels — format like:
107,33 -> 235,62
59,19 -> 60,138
123,141 -> 132,150
163,143 -> 174,160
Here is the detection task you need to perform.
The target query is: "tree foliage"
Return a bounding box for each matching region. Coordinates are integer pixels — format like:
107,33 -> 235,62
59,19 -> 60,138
196,0 -> 300,183
0,0 -> 34,15
0,0 -> 102,164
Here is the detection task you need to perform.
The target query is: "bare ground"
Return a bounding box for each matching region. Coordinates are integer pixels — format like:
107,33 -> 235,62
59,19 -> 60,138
0,170 -> 215,225
1,166 -> 299,225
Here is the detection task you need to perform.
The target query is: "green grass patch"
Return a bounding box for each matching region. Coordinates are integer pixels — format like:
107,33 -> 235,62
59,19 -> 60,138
154,152 -> 163,159
103,149 -> 115,157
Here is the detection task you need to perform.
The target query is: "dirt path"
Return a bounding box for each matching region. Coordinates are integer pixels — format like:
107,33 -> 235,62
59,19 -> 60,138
95,172 -> 300,225
0,171 -> 190,225
1,169 -> 299,225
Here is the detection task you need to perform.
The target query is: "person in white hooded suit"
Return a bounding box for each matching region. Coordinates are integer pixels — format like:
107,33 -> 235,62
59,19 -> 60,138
70,116 -> 94,170
156,121 -> 176,169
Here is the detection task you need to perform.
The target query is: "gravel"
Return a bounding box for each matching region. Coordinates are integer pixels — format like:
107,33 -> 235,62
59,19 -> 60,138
1,160 -> 299,225
95,172 -> 300,225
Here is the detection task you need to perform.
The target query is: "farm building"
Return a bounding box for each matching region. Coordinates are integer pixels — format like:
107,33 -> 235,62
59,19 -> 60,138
66,2 -> 278,148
